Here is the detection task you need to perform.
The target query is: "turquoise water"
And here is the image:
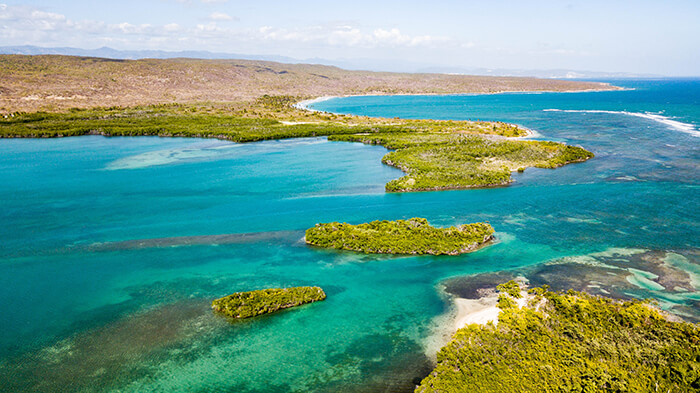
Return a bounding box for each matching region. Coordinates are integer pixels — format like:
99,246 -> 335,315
1,79 -> 699,392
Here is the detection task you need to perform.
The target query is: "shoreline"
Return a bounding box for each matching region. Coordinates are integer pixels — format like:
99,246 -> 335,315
452,296 -> 500,329
292,96 -> 337,112
293,85 -> 625,112
423,284 -> 529,363
293,87 -> 622,139
452,291 -> 530,329
296,97 -> 542,140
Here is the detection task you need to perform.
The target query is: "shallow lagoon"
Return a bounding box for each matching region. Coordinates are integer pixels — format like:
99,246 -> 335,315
1,79 -> 698,392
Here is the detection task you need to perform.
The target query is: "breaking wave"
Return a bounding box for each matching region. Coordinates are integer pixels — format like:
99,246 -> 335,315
543,109 -> 699,137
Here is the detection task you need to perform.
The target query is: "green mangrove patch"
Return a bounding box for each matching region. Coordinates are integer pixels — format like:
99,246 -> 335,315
212,286 -> 326,319
0,102 -> 593,192
305,217 -> 494,255
0,103 -> 524,140
329,132 -> 594,191
417,282 -> 700,393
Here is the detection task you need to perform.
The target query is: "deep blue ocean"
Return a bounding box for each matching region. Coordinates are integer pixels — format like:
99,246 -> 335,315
0,79 -> 698,392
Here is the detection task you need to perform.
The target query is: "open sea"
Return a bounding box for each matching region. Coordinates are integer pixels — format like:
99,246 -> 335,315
0,79 -> 698,392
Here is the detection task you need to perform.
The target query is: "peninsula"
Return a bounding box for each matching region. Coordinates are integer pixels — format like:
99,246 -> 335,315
418,282 -> 700,392
0,96 -> 594,192
0,55 -> 600,193
0,55 -> 619,113
305,218 -> 494,255
212,287 -> 327,319
329,132 -> 593,191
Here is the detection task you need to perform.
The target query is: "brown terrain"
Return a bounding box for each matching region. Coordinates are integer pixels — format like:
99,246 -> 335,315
0,55 -> 619,113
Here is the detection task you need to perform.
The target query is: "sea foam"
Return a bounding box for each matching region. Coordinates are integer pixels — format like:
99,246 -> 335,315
543,109 -> 699,137
293,96 -> 336,112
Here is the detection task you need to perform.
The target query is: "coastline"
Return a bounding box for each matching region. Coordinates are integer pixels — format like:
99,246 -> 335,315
452,296 -> 500,329
293,96 -> 338,112
293,87 -> 621,139
423,283 -> 529,363
452,289 -> 529,330
294,85 -> 624,113
477,125 -> 540,139
418,283 -> 699,391
295,97 -> 542,140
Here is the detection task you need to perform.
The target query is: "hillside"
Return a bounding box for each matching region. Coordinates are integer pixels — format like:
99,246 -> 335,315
0,55 -> 618,112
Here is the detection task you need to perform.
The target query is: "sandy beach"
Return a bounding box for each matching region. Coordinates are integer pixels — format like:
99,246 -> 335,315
452,296 -> 501,329
452,290 -> 530,330
293,96 -> 337,111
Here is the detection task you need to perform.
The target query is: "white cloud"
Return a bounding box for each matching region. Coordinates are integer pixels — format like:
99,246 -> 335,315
0,4 -> 456,55
208,11 -> 233,21
256,25 -> 449,48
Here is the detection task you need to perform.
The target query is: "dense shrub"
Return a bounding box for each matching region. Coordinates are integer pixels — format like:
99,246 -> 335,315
417,283 -> 700,393
212,287 -> 326,319
305,217 -> 494,255
330,133 -> 594,191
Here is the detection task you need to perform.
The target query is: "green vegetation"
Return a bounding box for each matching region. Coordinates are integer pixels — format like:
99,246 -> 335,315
417,282 -> 700,393
496,280 -> 523,298
0,102 -> 593,192
212,287 -> 326,319
0,103 -> 525,140
329,132 -> 594,191
0,105 -> 355,141
305,217 -> 494,255
0,55 -> 602,192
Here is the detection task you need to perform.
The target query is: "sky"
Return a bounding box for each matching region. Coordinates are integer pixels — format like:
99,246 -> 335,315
1,0 -> 699,76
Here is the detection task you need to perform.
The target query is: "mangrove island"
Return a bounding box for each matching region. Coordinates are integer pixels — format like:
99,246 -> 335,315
417,281 -> 700,392
212,286 -> 327,319
305,217 -> 494,255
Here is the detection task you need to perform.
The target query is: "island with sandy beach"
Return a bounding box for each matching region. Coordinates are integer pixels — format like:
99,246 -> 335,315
419,281 -> 700,392
305,218 -> 494,255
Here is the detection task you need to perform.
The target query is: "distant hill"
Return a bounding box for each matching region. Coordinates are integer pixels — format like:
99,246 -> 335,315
0,45 -> 660,79
0,45 -> 298,63
415,66 -> 660,79
0,54 -> 619,112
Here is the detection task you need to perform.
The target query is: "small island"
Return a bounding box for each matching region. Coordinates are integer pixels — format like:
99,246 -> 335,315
305,217 -> 494,255
417,282 -> 700,392
212,287 -> 326,319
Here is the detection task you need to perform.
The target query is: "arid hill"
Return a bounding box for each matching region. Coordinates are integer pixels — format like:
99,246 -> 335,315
0,55 -> 618,112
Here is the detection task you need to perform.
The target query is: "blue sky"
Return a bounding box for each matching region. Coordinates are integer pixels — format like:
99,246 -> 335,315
1,0 -> 699,75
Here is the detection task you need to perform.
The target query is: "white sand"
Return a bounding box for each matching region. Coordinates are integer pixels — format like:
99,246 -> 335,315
453,297 -> 500,329
422,287 -> 529,361
453,292 -> 529,329
293,96 -> 336,111
278,121 -> 319,125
